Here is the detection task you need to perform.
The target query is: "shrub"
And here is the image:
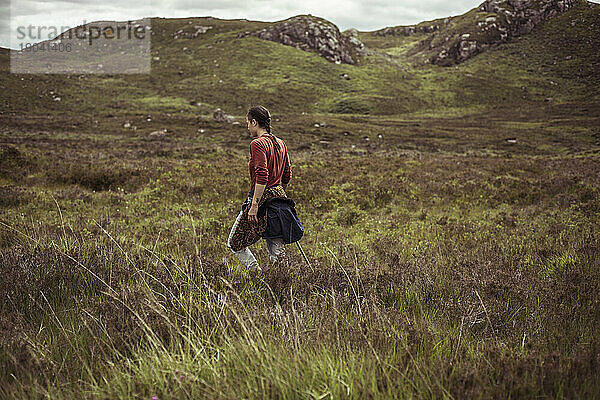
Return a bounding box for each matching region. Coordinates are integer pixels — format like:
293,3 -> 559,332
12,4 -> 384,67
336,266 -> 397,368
329,96 -> 371,114
0,186 -> 32,208
0,145 -> 36,181
45,161 -> 151,192
334,203 -> 364,226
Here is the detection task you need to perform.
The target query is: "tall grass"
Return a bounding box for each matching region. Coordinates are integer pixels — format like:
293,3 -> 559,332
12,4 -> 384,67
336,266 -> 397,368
1,108 -> 599,398
1,172 -> 599,398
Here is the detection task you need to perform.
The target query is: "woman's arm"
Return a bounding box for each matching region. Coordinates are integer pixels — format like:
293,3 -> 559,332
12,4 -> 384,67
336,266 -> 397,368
248,183 -> 265,223
248,140 -> 268,223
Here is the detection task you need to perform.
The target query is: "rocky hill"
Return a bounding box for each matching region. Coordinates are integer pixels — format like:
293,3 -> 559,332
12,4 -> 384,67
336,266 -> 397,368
236,14 -> 366,65
371,17 -> 451,37
376,0 -> 582,66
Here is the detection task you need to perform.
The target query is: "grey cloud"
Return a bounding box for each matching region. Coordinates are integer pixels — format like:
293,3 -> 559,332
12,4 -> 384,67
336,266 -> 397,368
8,0 -> 42,18
165,0 -> 246,11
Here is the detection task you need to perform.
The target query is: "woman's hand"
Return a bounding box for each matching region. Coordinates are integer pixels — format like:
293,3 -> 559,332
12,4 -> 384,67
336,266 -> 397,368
248,202 -> 259,223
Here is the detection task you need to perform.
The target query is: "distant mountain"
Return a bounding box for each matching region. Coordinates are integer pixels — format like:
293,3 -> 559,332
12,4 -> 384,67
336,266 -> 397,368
0,0 -> 598,116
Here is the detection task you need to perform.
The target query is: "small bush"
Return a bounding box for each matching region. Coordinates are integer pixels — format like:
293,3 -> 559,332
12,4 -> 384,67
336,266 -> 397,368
0,145 -> 37,181
334,204 -> 364,226
46,161 -> 151,192
0,186 -> 32,208
329,96 -> 371,114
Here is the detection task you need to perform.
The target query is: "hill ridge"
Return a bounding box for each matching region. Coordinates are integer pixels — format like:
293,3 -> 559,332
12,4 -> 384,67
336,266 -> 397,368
0,1 -> 598,116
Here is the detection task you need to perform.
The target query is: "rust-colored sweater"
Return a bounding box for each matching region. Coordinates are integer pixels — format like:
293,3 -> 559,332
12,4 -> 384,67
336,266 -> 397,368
248,133 -> 291,189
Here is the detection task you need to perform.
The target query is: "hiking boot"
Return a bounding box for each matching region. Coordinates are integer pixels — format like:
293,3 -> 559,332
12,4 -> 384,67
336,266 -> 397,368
270,251 -> 290,268
248,261 -> 262,273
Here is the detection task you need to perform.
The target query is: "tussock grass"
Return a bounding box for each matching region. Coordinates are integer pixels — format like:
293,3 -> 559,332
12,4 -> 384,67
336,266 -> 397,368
1,110 -> 599,397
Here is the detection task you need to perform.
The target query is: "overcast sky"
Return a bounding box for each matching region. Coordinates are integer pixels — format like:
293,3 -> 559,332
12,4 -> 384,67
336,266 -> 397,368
2,0 -> 599,48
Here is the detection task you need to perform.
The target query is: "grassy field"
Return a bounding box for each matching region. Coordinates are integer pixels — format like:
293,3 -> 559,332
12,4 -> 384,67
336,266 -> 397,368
1,104 -> 599,398
1,1 -> 600,398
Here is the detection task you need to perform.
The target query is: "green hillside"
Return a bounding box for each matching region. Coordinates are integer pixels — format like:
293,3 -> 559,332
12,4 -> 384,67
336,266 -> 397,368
1,0 -> 599,118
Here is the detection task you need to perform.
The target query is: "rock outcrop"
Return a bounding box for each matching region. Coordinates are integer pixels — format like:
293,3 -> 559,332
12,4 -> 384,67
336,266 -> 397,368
483,0 -> 575,35
372,19 -> 450,37
173,25 -> 212,39
236,15 -> 366,65
429,0 -> 576,66
213,108 -> 235,123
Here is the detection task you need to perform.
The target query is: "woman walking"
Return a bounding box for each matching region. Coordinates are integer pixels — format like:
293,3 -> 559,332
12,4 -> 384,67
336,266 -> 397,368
227,105 -> 303,272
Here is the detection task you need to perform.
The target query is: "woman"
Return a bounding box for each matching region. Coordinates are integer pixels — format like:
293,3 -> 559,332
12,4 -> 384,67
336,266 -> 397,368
227,105 -> 302,272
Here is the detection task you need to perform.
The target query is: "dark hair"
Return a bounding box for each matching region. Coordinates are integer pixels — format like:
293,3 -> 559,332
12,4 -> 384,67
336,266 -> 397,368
247,105 -> 272,134
247,105 -> 282,150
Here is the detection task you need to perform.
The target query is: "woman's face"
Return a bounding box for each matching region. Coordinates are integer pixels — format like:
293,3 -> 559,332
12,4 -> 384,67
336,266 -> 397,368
247,116 -> 258,137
